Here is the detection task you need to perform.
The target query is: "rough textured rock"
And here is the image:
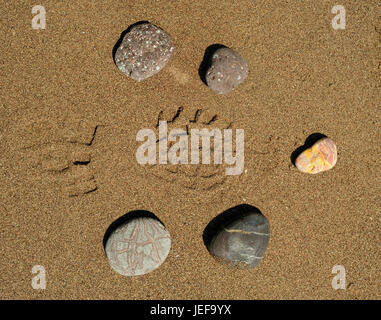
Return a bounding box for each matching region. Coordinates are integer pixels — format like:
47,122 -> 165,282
207,211 -> 269,269
295,137 -> 337,174
105,217 -> 171,276
205,47 -> 248,94
114,22 -> 174,81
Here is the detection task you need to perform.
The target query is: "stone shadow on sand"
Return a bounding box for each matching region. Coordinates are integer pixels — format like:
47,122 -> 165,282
290,133 -> 327,167
103,210 -> 164,249
198,44 -> 227,85
112,20 -> 150,65
202,204 -> 263,249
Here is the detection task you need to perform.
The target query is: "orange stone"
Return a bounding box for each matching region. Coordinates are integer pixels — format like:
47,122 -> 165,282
295,137 -> 337,174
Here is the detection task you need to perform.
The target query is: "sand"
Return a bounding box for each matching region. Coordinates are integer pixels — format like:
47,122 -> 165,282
0,0 -> 380,299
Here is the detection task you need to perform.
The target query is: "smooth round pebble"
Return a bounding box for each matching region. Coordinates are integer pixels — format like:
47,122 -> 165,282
295,137 -> 337,174
105,217 -> 171,276
114,22 -> 174,81
205,47 -> 248,94
207,211 -> 270,269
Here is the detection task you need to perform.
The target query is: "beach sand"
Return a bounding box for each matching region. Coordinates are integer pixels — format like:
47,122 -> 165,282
0,0 -> 380,299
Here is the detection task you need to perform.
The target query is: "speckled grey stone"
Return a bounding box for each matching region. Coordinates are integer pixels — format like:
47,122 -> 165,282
207,212 -> 269,269
205,47 -> 248,94
114,22 -> 174,81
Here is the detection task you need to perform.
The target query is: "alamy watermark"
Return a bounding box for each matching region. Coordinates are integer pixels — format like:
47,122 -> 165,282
331,265 -> 346,290
32,5 -> 46,30
136,121 -> 245,175
331,5 -> 346,30
31,265 -> 46,290
31,4 -> 346,31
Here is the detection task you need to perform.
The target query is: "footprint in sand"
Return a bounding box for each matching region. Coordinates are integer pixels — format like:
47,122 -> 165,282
145,106 -> 233,191
16,118 -> 98,197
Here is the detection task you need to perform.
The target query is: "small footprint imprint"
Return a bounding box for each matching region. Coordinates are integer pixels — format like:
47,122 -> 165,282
18,118 -> 98,197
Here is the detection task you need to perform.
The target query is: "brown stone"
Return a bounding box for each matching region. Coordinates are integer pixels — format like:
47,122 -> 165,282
205,47 -> 248,94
